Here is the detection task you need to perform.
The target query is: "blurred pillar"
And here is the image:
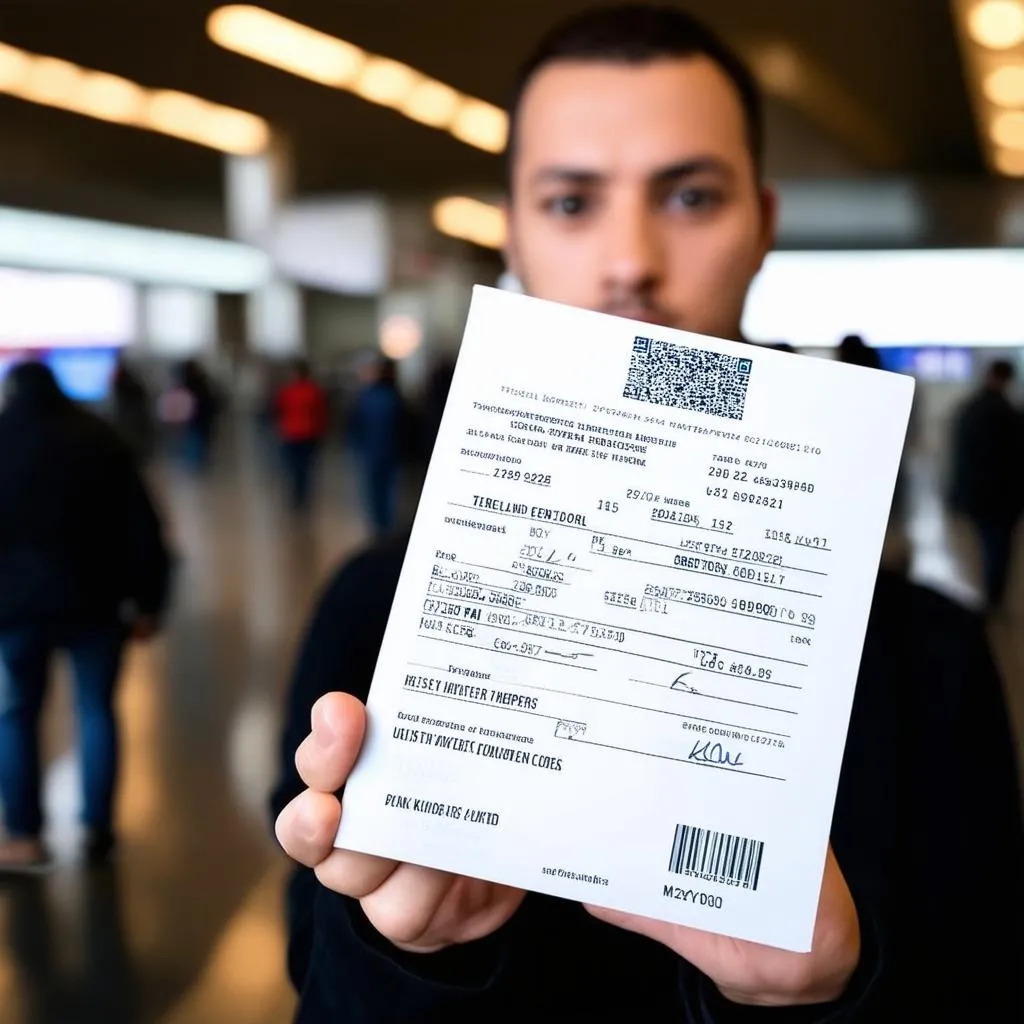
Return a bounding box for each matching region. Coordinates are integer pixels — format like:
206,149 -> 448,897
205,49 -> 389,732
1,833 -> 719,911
224,137 -> 304,358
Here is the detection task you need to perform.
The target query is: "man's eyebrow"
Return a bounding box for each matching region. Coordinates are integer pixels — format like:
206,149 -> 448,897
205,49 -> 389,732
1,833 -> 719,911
650,157 -> 735,184
528,157 -> 735,189
528,167 -> 604,188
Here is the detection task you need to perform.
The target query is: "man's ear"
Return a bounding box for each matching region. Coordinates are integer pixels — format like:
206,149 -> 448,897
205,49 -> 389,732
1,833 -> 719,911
755,185 -> 778,273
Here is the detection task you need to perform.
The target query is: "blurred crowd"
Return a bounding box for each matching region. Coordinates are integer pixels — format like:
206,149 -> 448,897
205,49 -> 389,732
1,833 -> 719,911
0,330 -> 1019,876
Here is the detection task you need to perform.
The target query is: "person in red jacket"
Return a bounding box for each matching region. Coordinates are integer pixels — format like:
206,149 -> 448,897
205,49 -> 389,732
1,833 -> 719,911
274,360 -> 328,512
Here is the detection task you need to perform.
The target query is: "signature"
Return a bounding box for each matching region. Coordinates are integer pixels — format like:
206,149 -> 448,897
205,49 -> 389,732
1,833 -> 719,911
688,740 -> 744,768
671,672 -> 700,695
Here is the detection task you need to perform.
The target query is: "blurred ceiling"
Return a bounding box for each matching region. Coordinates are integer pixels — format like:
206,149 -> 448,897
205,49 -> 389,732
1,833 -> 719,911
0,0 -> 984,225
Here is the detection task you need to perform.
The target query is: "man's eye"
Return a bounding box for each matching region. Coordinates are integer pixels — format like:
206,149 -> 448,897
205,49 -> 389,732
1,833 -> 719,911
543,194 -> 588,217
667,187 -> 721,212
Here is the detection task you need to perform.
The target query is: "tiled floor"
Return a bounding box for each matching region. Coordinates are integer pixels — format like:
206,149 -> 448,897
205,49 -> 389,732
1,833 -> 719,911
0,426 -> 1020,1024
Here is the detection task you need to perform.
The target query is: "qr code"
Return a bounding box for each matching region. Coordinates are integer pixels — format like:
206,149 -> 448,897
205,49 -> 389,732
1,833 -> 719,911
624,337 -> 753,421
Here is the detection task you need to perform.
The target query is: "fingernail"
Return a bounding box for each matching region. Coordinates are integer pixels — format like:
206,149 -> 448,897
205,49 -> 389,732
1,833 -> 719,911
314,706 -> 337,748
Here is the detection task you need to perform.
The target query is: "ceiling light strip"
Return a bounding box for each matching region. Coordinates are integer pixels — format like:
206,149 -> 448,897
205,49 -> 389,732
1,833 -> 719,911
207,5 -> 508,153
0,38 -> 269,154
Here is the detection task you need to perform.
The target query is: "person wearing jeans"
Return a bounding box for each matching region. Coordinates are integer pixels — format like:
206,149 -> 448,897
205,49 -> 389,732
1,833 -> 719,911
0,624 -> 127,862
274,360 -> 329,513
0,362 -> 171,872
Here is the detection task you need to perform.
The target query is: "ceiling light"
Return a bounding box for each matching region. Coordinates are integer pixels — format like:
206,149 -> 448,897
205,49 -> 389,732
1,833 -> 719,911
379,314 -> 423,360
0,39 -> 270,154
969,1 -> 1024,50
146,90 -> 270,155
207,5 -> 364,87
991,109 -> 1024,148
450,100 -> 508,153
208,5 -> 508,154
401,78 -> 460,128
984,63 -> 1024,105
0,41 -> 30,89
79,72 -> 145,123
432,197 -> 507,249
21,56 -> 81,104
353,57 -> 419,108
995,147 -> 1024,174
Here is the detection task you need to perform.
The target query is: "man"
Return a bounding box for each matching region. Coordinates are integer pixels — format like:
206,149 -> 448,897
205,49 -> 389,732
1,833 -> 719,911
0,362 -> 171,870
273,6 -> 1023,1020
950,359 -> 1024,610
275,359 -> 329,512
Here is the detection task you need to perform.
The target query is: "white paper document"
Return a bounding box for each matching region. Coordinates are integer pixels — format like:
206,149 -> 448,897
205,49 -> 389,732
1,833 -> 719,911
337,286 -> 914,952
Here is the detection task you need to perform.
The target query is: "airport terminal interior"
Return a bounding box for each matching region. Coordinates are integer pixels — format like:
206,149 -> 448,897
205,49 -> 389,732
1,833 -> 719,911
1,2 -> 1024,1022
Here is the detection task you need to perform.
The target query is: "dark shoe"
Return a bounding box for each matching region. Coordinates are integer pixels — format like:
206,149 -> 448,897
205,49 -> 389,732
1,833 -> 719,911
85,829 -> 117,865
0,837 -> 52,875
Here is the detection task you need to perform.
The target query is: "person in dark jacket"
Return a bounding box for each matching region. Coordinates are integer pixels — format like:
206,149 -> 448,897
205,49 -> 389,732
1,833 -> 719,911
109,354 -> 157,466
272,6 -> 1024,1021
0,362 -> 172,872
950,359 -> 1024,609
347,356 -> 406,534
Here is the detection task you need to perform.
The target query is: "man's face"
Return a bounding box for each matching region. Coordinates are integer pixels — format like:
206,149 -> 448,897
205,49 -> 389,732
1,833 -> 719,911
506,57 -> 775,341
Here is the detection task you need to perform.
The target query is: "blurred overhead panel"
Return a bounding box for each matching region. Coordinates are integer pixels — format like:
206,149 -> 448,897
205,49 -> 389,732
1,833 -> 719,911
207,6 -> 507,153
952,0 -> 1024,175
744,249 -> 1024,347
0,40 -> 269,155
0,206 -> 271,291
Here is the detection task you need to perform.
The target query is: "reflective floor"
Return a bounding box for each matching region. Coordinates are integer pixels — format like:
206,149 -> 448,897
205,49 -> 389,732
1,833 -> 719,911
0,425 -> 1021,1024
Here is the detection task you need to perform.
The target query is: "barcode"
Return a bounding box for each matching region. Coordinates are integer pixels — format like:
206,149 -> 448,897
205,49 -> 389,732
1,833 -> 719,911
624,336 -> 752,421
668,824 -> 764,891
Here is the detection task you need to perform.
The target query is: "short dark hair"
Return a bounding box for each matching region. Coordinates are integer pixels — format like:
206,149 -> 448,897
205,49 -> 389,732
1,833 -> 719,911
506,4 -> 765,192
988,359 -> 1015,384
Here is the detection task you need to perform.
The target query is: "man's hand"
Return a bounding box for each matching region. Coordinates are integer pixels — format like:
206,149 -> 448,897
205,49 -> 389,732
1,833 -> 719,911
277,692 -> 859,1004
585,848 -> 861,1007
275,692 -> 526,952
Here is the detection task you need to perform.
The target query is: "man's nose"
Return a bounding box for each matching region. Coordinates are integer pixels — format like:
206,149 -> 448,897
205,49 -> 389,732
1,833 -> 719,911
601,195 -> 663,294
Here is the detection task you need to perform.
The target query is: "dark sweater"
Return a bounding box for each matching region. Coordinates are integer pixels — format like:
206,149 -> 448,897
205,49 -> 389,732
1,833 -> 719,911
0,399 -> 171,628
272,535 -> 1024,1022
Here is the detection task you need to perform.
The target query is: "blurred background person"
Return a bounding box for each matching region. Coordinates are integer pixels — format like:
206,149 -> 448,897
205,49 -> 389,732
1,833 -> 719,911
950,359 -> 1024,611
274,359 -> 328,513
347,355 -> 407,535
159,359 -> 220,470
108,354 -> 156,467
0,362 -> 171,872
837,333 -> 883,370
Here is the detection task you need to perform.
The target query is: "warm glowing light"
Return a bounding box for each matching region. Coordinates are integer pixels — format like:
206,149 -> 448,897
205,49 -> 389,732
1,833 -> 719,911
0,41 -> 29,89
401,78 -> 460,128
21,56 -> 81,104
969,1 -> 1024,50
79,71 -> 145,123
379,314 -> 423,360
450,100 -> 508,153
207,5 -> 508,153
752,43 -> 803,96
0,39 -> 270,153
991,109 -> 1024,149
432,197 -> 507,249
353,57 -> 419,108
207,5 -> 365,86
984,63 -> 1024,105
995,147 -> 1024,174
